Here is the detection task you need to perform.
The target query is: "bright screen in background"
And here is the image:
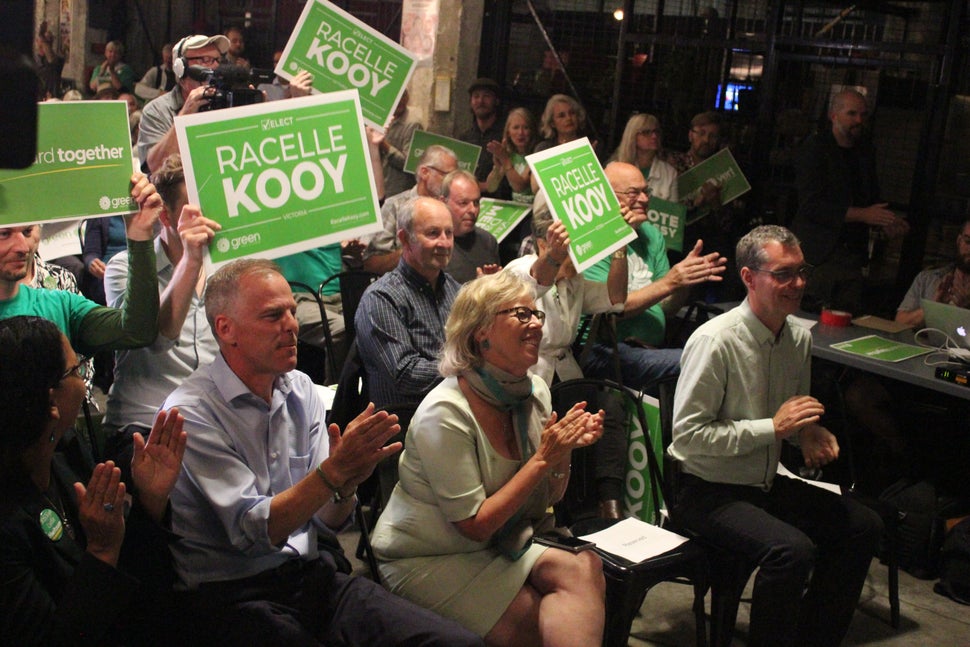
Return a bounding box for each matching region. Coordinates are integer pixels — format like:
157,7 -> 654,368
716,82 -> 754,111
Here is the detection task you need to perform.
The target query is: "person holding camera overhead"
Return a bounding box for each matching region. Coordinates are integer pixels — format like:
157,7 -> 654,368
136,34 -> 230,173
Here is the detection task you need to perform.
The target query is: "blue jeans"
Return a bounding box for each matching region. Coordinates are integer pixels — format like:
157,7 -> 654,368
674,474 -> 883,647
580,341 -> 681,396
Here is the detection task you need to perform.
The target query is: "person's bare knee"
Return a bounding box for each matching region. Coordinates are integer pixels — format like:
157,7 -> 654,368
484,584 -> 541,647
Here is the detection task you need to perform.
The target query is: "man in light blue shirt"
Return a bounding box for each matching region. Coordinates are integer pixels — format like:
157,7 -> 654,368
163,258 -> 481,646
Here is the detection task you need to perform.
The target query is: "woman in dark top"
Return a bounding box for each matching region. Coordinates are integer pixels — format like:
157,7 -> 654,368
0,316 -> 186,646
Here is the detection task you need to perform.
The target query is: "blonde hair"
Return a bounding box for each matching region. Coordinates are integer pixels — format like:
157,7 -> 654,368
439,272 -> 534,376
540,94 -> 586,140
502,107 -> 537,156
612,113 -> 661,164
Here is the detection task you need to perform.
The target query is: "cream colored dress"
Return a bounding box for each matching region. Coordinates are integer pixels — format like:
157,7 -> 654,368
371,375 -> 553,636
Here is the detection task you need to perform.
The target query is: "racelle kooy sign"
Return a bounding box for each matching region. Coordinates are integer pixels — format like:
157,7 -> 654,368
276,0 -> 416,131
175,90 -> 382,270
526,138 -> 635,274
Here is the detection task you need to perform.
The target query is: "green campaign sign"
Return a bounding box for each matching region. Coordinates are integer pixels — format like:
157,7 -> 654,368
646,196 -> 687,253
624,392 -> 664,522
676,147 -> 751,223
175,90 -> 382,270
527,138 -> 636,274
0,102 -> 135,227
403,130 -> 481,175
276,0 -> 416,130
477,198 -> 531,243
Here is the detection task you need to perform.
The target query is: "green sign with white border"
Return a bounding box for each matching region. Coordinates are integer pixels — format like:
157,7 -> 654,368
676,147 -> 751,223
403,130 -> 481,175
0,101 -> 135,227
175,90 -> 382,270
476,198 -> 532,243
276,0 -> 416,131
624,392 -> 664,523
526,138 -> 635,274
645,196 -> 686,253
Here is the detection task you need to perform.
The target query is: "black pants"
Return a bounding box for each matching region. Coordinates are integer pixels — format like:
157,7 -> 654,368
674,474 -> 883,647
179,554 -> 483,647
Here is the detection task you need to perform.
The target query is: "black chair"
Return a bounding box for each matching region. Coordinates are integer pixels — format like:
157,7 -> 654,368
665,300 -> 725,348
828,367 -> 902,628
657,378 -> 757,647
317,270 -> 379,360
288,280 -> 331,384
353,398 -> 417,585
551,378 -> 709,647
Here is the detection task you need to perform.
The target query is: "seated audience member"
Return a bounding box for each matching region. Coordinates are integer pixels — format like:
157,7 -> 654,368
372,272 -> 606,644
669,225 -> 883,647
485,107 -> 537,205
19,223 -> 96,401
0,315 -> 187,646
118,92 -> 142,146
442,169 -> 500,283
162,259 -> 483,647
89,40 -> 135,95
103,154 -> 219,445
0,174 -> 162,357
838,218 -> 970,494
581,162 -> 726,393
223,25 -> 249,69
459,78 -> 504,196
137,33 -> 230,172
81,215 -> 127,304
135,42 -> 176,103
380,89 -> 423,196
665,110 -> 745,298
611,113 -> 678,201
363,145 -> 458,275
896,218 -> 970,326
505,206 -> 629,518
357,197 -> 460,409
485,107 -> 537,262
533,94 -> 595,155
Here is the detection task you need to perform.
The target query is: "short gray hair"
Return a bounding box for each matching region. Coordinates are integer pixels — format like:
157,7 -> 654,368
531,190 -> 553,241
417,144 -> 457,174
396,196 -> 440,242
735,225 -> 801,273
204,258 -> 283,335
440,169 -> 478,201
439,272 -> 535,376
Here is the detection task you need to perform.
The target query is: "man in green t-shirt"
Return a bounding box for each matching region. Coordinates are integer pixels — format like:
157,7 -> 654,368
580,162 -> 726,392
0,173 -> 162,357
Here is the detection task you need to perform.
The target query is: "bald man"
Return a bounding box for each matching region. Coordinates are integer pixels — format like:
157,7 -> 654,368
791,89 -> 908,312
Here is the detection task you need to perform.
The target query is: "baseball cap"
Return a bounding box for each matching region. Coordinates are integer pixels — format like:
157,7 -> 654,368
174,34 -> 231,58
468,77 -> 500,96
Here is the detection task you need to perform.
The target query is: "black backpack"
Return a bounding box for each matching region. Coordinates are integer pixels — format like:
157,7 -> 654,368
935,517 -> 970,605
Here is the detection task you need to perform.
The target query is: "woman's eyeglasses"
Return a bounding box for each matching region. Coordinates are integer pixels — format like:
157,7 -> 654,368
496,306 -> 546,324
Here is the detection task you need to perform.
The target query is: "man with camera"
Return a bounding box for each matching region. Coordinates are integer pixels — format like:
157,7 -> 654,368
137,34 -> 230,173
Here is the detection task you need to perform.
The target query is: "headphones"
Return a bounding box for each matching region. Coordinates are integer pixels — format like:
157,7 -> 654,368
173,35 -> 224,80
172,36 -> 192,81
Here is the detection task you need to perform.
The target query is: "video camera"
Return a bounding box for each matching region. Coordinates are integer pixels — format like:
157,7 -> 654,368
185,64 -> 275,111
